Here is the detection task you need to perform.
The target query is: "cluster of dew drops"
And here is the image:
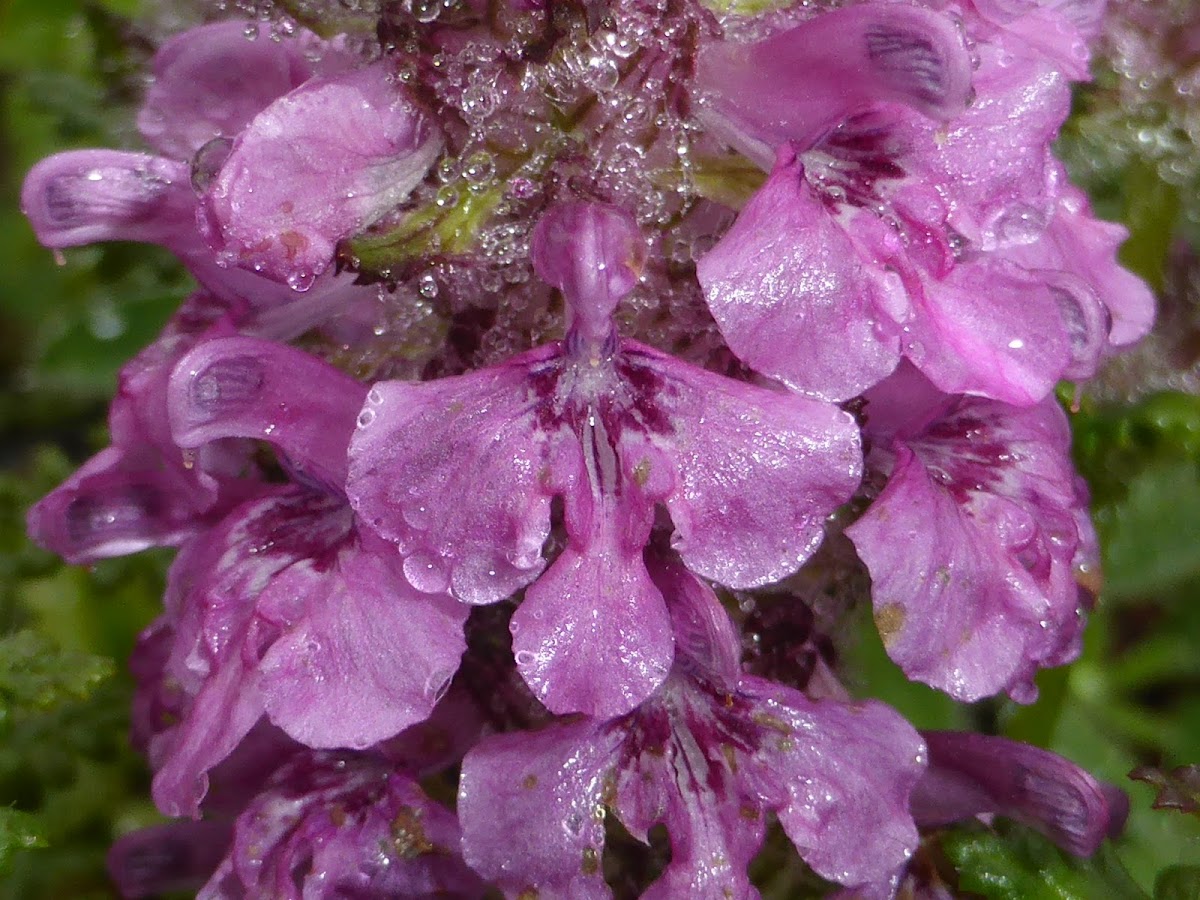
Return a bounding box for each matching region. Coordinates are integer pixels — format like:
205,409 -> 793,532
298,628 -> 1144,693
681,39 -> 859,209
202,0 -> 846,386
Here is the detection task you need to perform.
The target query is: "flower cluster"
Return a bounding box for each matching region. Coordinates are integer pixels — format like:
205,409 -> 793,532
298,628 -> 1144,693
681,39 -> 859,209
23,1 -> 1151,896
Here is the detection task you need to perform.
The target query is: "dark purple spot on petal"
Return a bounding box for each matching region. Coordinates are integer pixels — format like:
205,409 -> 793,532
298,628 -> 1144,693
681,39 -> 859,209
44,169 -> 167,226
189,355 -> 265,417
66,485 -> 163,546
865,26 -> 946,106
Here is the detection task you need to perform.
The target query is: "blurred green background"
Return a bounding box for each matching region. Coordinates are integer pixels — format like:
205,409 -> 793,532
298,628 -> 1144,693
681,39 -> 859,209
1,1 -> 1198,897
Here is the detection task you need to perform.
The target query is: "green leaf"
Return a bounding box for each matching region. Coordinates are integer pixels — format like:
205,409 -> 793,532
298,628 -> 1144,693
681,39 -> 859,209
0,807 -> 46,873
0,631 -> 113,725
1117,159 -> 1181,293
942,822 -> 1148,900
1099,461 -> 1200,599
1155,866 -> 1200,900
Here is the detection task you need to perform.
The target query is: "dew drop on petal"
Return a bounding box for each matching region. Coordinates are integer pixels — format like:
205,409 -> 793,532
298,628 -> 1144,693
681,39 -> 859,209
403,550 -> 450,592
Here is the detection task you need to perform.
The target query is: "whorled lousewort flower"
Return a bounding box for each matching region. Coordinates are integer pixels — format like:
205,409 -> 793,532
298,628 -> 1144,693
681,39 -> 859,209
20,0 -> 1152,896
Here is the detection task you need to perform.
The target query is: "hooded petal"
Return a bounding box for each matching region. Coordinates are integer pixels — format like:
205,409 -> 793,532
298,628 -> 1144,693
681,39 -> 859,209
913,731 -> 1118,856
696,152 -> 903,401
347,346 -> 562,604
695,3 -> 972,164
21,150 -> 194,249
169,335 -> 366,491
531,201 -> 645,347
138,21 -> 326,159
652,555 -> 743,684
27,294 -> 254,563
200,61 -> 441,287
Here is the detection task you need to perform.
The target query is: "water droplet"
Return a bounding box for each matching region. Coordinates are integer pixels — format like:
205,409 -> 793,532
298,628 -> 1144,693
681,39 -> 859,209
190,137 -> 234,194
357,408 -> 376,428
435,184 -> 460,208
403,551 -> 450,592
412,0 -> 441,23
987,203 -> 1047,247
461,82 -> 499,120
436,157 -> 459,183
286,270 -> 316,292
585,55 -> 619,92
463,150 -> 496,185
514,649 -> 537,668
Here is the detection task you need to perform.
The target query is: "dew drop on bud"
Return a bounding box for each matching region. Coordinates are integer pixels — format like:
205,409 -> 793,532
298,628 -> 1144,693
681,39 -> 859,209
190,137 -> 234,194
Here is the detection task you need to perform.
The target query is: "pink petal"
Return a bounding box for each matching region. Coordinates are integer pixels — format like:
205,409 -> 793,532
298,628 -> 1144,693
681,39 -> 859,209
848,391 -> 1089,701
347,347 -> 562,604
201,62 -> 440,287
905,256 -> 1074,405
138,21 -> 330,159
741,680 -> 926,886
629,343 -> 864,587
512,504 -> 673,718
258,533 -> 468,749
169,336 -> 365,490
459,719 -> 619,899
696,151 -> 902,401
696,4 -> 972,163
21,150 -> 193,248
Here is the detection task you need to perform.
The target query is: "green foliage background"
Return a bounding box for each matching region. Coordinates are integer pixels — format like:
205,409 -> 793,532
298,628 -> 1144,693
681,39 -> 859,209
0,1 -> 1197,896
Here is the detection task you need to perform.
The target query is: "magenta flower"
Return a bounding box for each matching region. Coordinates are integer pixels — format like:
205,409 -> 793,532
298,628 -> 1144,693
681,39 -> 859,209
200,751 -> 484,898
148,337 -> 467,815
19,19 -> 427,337
846,363 -> 1097,702
458,559 -> 925,898
348,202 -> 862,717
26,292 -> 258,563
696,6 -> 1152,404
21,23 -> 329,302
